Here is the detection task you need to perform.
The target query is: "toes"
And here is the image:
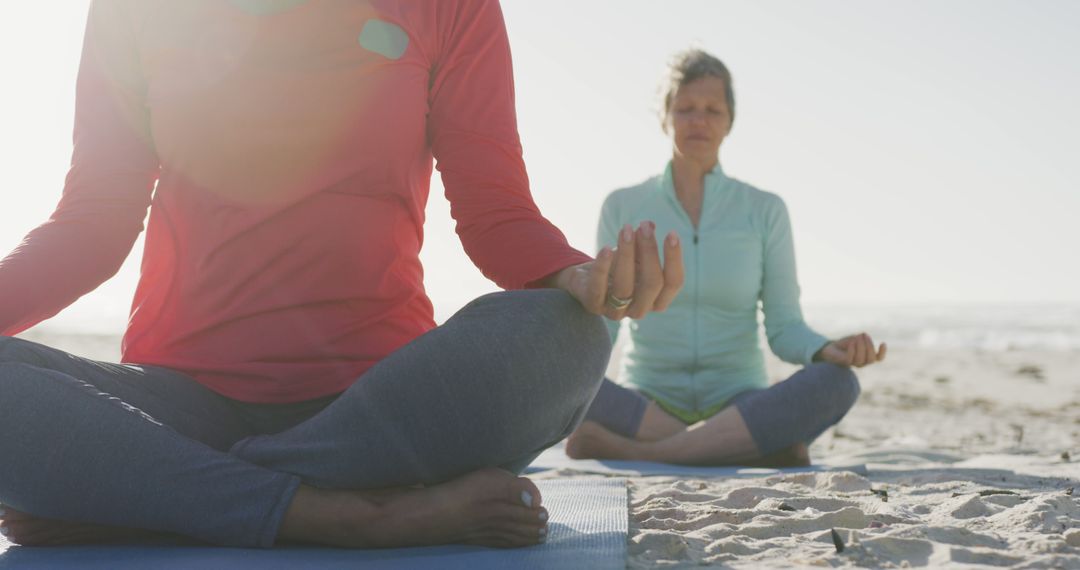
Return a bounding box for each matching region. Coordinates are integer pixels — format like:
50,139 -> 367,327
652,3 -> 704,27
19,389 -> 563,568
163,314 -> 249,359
503,522 -> 548,544
468,468 -> 542,509
508,477 -> 542,510
1,521 -> 31,545
481,500 -> 546,528
527,506 -> 548,529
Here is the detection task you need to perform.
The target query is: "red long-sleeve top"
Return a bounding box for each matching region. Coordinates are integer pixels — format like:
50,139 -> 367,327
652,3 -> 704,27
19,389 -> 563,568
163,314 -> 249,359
0,0 -> 590,402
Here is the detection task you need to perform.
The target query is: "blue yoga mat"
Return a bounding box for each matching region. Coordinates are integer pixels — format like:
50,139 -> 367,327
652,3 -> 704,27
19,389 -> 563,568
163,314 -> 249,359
525,444 -> 869,477
0,478 -> 627,569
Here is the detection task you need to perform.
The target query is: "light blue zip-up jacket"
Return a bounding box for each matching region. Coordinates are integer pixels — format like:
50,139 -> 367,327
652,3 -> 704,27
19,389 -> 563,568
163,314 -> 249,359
602,162 -> 829,416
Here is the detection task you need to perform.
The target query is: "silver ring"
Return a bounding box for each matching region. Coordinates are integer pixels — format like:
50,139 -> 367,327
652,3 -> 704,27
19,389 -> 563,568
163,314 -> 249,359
605,292 -> 633,310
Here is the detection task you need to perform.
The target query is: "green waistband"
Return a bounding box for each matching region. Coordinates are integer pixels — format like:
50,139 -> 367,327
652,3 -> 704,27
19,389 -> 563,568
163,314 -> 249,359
653,397 -> 731,424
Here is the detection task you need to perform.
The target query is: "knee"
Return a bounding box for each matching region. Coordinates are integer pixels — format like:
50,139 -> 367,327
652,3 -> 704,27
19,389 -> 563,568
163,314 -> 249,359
0,361 -> 50,405
526,289 -> 610,390
463,290 -> 611,421
534,289 -> 610,356
472,289 -> 611,380
0,337 -> 48,367
808,362 -> 861,413
0,336 -> 25,362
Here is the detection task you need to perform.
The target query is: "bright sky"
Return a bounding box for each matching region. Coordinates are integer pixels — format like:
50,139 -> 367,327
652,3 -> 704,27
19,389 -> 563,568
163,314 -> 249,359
1,1 -> 1078,333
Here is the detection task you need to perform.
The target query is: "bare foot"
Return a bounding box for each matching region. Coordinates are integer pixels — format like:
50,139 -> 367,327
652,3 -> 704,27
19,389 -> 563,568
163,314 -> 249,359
1,468 -> 548,550
566,422 -> 812,468
279,467 -> 549,549
565,421 -> 644,460
0,507 -> 164,546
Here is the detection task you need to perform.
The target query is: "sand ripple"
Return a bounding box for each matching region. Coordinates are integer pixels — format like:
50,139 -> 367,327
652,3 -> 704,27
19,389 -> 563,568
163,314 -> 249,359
629,469 -> 1080,568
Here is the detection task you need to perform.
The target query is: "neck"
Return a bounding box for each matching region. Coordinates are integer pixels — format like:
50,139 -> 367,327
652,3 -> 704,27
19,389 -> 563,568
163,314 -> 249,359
670,154 -> 717,228
671,154 -> 717,196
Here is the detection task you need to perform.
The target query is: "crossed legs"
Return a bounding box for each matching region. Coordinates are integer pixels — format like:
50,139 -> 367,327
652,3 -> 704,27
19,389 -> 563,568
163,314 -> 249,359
0,290 -> 609,548
567,364 -> 860,467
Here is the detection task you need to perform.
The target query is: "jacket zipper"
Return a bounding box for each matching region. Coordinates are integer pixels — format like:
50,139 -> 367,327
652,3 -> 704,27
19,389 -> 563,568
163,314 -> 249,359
691,229 -> 700,414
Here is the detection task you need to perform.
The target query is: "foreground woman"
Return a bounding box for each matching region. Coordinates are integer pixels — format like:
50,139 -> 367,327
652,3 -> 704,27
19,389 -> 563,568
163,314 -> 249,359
568,49 -> 885,467
0,1 -> 682,549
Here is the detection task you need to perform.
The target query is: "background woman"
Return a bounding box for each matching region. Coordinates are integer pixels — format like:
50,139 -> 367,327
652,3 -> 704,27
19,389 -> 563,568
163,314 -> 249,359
568,49 -> 886,467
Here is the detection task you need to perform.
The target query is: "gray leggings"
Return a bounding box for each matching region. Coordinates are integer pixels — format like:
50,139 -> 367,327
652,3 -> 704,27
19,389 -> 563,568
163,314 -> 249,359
584,363 -> 860,455
0,290 -> 610,548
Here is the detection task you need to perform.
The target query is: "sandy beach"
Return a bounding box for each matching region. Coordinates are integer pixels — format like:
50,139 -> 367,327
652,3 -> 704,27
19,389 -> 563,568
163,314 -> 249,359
15,330 -> 1080,568
610,348 -> 1080,568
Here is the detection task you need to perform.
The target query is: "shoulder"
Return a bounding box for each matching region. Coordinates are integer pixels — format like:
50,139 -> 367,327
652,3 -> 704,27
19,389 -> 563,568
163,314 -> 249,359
723,176 -> 792,237
726,175 -> 783,208
429,0 -> 506,35
727,176 -> 789,220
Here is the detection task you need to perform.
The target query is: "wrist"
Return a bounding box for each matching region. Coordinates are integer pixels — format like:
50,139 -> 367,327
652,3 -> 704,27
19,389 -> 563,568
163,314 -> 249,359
812,341 -> 833,363
532,265 -> 574,290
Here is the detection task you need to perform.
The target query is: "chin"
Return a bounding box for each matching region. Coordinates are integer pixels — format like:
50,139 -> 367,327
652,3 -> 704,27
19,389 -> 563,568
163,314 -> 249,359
677,150 -> 719,165
678,142 -> 718,156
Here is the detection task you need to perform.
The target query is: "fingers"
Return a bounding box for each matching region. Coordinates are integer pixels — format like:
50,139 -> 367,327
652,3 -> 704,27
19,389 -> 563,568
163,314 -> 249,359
624,223 -> 663,319
861,335 -> 885,365
653,232 -> 684,311
851,334 -> 868,366
584,248 -> 615,315
825,343 -> 851,364
597,221 -> 684,320
862,334 -> 882,366
605,225 -> 637,319
611,225 -> 636,299
825,334 -> 886,368
846,333 -> 885,367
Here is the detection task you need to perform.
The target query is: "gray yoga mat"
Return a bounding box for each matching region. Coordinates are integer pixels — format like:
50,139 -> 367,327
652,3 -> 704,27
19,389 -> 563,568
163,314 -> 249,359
0,478 -> 628,569
525,444 -> 869,477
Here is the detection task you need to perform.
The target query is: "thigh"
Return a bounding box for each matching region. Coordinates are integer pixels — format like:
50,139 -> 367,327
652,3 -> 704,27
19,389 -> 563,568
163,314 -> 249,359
0,337 -> 251,450
730,363 -> 858,411
728,363 -> 859,453
232,289 -> 610,488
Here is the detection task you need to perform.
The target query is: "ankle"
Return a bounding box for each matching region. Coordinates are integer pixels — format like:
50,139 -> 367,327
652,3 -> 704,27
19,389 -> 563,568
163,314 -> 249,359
278,486 -> 381,546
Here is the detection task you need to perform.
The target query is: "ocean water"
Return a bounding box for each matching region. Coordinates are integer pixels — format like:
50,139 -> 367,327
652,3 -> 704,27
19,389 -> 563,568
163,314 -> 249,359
25,301 -> 1080,353
801,303 -> 1080,352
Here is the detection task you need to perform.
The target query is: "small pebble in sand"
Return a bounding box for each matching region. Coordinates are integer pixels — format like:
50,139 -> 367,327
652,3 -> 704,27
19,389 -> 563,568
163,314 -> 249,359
1015,364 -> 1045,381
978,489 -> 1018,497
830,528 -> 845,553
1010,424 -> 1025,445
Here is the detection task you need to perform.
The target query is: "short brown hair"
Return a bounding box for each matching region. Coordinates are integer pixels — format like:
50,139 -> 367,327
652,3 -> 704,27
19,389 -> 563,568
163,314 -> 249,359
659,49 -> 735,132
